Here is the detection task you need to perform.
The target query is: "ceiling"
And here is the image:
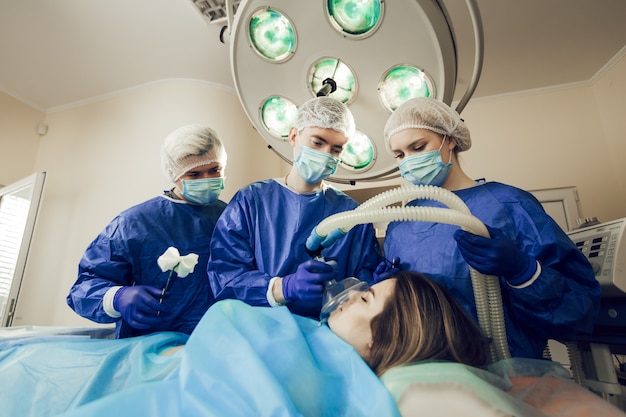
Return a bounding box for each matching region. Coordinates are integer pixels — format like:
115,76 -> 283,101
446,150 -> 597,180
1,0 -> 625,112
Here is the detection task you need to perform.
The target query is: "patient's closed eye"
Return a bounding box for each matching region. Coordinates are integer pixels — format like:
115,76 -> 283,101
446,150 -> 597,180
361,289 -> 374,303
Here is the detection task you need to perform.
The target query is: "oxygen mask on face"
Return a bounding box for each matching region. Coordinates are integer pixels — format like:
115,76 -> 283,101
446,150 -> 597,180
319,276 -> 369,325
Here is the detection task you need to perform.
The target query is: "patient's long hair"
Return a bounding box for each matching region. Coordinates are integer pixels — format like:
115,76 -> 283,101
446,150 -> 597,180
366,270 -> 490,376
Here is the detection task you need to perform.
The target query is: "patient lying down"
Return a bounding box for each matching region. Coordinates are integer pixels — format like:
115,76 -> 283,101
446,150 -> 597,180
327,270 -> 490,374
168,269 -> 489,371
358,273 -> 626,417
164,270 -> 625,417
2,271 -> 624,417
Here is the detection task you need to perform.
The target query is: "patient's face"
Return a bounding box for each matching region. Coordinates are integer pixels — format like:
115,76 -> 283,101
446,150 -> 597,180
327,278 -> 396,359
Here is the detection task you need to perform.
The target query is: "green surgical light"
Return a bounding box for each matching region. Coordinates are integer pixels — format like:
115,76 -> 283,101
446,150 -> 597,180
378,65 -> 434,111
231,0 -> 461,183
341,130 -> 375,171
308,58 -> 356,104
248,8 -> 295,62
260,96 -> 298,139
327,0 -> 383,37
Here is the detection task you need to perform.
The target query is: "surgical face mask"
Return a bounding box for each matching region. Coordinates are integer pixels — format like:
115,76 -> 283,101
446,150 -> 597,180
398,137 -> 452,186
181,177 -> 224,205
294,145 -> 340,184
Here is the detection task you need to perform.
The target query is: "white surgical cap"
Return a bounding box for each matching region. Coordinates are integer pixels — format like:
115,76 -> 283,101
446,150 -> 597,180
295,96 -> 356,140
383,97 -> 471,152
160,125 -> 227,182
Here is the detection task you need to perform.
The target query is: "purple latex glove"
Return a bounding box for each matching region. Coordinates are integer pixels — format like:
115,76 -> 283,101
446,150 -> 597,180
453,226 -> 537,285
282,259 -> 337,303
113,285 -> 171,329
373,257 -> 401,283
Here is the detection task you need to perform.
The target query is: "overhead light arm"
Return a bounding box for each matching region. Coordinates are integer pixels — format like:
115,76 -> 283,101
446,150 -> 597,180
455,0 -> 484,114
225,0 -> 235,38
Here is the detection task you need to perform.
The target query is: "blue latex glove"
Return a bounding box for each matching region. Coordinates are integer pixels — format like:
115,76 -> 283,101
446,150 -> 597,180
453,227 -> 537,286
282,259 -> 337,303
113,286 -> 171,330
373,257 -> 401,283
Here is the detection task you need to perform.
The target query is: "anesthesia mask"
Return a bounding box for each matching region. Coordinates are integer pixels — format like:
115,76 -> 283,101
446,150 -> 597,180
319,277 -> 369,325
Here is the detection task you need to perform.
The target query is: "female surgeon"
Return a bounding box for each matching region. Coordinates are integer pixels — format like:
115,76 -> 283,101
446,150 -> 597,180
208,96 -> 382,319
382,97 -> 601,359
66,125 -> 228,338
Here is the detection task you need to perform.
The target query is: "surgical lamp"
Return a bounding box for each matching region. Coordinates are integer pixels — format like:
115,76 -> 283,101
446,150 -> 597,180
219,0 -> 484,184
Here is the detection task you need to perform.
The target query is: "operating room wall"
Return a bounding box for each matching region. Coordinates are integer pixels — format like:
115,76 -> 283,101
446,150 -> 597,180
457,51 -> 626,224
5,79 -> 288,327
0,92 -> 43,187
591,51 -> 626,219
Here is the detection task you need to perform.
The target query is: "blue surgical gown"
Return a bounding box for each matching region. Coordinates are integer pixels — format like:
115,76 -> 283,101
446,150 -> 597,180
67,195 -> 226,338
383,182 -> 601,359
208,179 -> 382,318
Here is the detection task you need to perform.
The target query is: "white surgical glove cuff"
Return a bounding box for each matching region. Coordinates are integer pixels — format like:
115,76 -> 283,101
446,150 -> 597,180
507,261 -> 542,289
267,277 -> 286,307
103,286 -> 123,318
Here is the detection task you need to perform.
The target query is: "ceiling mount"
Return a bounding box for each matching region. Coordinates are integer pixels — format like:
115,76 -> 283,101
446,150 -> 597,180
190,0 -> 242,24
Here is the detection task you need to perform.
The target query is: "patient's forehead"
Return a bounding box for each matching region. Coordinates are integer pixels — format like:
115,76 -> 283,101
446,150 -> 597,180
371,278 -> 396,302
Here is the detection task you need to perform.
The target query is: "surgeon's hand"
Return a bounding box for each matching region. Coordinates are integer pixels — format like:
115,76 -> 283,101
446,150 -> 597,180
453,227 -> 537,286
282,259 -> 338,303
113,285 -> 171,329
373,257 -> 401,283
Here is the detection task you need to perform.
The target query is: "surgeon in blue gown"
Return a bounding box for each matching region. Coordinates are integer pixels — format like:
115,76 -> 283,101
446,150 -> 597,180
208,97 -> 382,319
382,97 -> 601,359
67,125 -> 228,338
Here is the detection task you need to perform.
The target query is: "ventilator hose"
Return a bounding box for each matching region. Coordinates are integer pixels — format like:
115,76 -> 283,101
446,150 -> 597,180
315,206 -> 486,237
357,184 -> 472,215
484,273 -> 509,362
566,341 -> 586,385
310,185 -> 511,362
312,205 -> 508,362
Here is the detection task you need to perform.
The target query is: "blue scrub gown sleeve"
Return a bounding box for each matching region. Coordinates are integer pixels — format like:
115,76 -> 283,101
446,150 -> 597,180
334,222 -> 379,284
68,196 -> 224,338
67,217 -> 134,324
208,182 -> 383,314
208,191 -> 274,306
494,190 -> 601,340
